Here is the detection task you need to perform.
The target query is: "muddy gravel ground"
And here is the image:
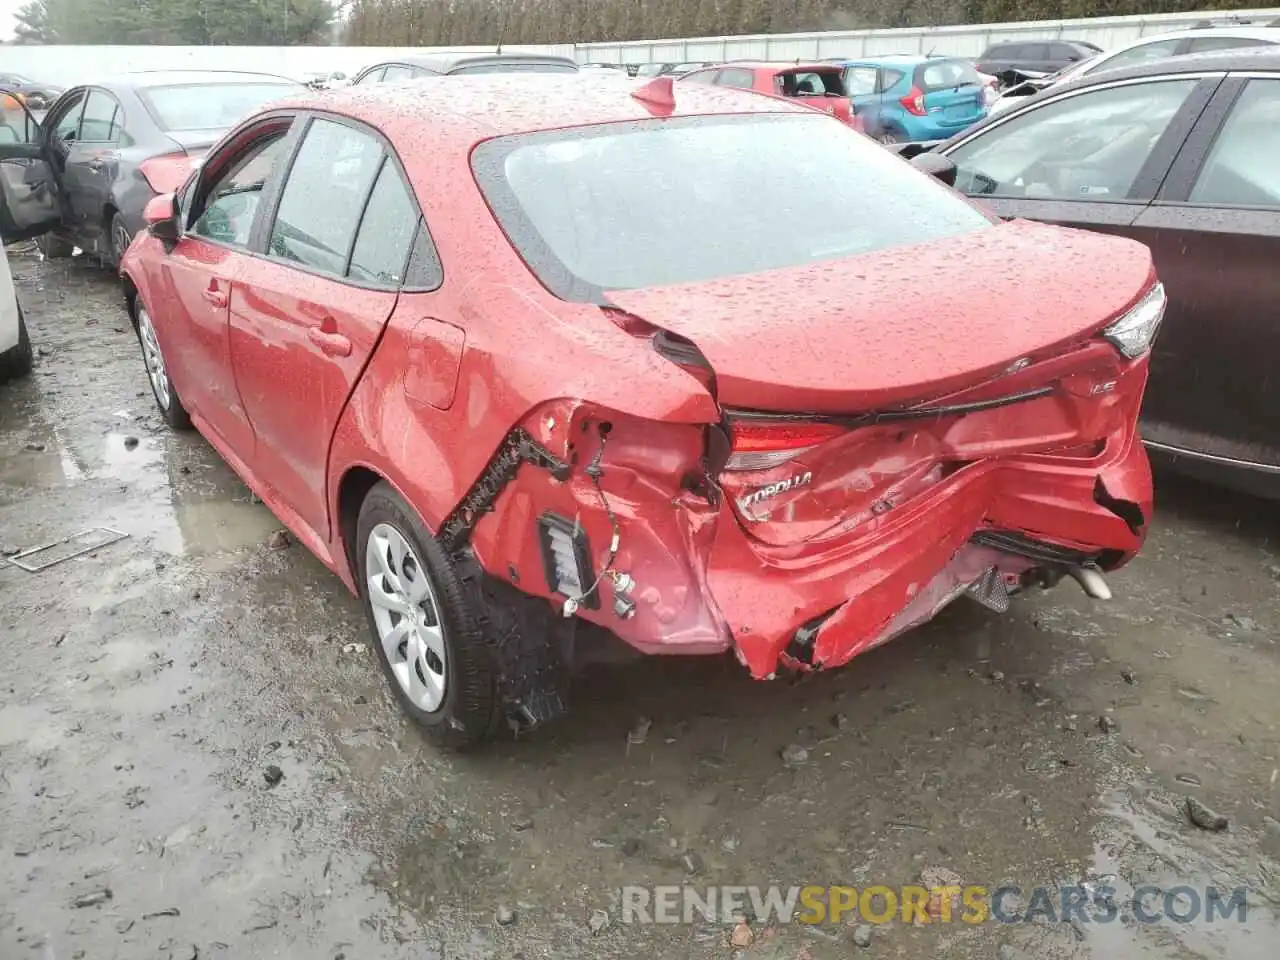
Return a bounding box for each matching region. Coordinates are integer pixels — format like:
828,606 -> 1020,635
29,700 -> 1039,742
2,248 -> 1279,960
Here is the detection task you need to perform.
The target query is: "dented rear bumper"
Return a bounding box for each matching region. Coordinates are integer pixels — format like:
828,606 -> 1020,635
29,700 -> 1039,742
706,428 -> 1150,678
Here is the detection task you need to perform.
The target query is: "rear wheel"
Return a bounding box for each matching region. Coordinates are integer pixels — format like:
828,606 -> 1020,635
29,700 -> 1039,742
108,212 -> 132,269
877,129 -> 902,145
0,304 -> 33,381
357,482 -> 499,750
134,302 -> 192,430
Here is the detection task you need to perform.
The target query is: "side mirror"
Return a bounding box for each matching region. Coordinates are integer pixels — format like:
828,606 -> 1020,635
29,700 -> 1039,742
143,192 -> 181,243
910,151 -> 958,187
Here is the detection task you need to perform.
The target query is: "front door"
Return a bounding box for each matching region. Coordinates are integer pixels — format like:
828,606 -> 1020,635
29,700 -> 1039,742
0,98 -> 60,243
1128,76 -> 1280,468
158,121 -> 298,458
230,116 -> 420,540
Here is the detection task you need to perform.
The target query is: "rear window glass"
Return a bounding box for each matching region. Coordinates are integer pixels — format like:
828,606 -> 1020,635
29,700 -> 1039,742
450,62 -> 577,75
915,59 -> 982,92
779,70 -> 846,96
140,82 -> 297,132
472,114 -> 990,299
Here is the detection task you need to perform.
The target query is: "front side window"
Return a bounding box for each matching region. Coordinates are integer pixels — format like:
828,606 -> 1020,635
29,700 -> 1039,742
268,118 -> 383,276
947,79 -> 1198,201
473,114 -> 991,298
78,90 -> 119,143
381,65 -> 414,82
192,131 -> 291,248
1187,78 -> 1280,208
356,67 -> 386,85
681,69 -> 718,84
140,82 -> 297,132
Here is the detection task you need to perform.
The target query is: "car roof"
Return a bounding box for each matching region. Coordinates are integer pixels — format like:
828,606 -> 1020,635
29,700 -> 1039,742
1102,25 -> 1280,49
97,69 -> 300,91
1053,42 -> 1280,87
365,52 -> 578,74
274,73 -> 815,145
718,60 -> 843,71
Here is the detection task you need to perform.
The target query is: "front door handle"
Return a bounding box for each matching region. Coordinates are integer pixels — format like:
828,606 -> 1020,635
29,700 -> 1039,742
87,158 -> 104,172
307,326 -> 352,358
201,283 -> 227,308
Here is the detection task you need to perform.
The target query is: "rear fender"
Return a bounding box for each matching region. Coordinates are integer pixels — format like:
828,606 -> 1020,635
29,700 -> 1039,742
467,400 -> 733,655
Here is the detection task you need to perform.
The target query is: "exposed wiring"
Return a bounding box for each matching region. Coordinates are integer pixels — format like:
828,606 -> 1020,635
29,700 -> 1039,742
561,426 -> 622,617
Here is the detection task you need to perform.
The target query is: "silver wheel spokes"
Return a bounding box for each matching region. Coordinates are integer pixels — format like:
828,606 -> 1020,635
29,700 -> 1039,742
365,522 -> 447,712
138,308 -> 171,411
113,223 -> 131,260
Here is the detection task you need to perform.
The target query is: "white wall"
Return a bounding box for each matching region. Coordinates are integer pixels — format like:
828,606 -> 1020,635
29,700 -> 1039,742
0,44 -> 573,87
4,6 -> 1278,85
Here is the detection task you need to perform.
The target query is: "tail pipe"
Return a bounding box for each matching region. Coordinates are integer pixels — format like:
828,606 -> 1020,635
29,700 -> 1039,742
1068,564 -> 1112,600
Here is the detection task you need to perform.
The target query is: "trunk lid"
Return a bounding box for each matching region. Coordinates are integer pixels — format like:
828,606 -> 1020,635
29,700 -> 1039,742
606,218 -> 1152,414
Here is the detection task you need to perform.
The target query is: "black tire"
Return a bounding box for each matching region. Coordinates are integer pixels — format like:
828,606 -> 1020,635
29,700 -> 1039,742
36,232 -> 74,260
878,129 -> 902,145
132,299 -> 192,430
0,304 -> 33,381
356,482 -> 499,750
108,212 -> 132,269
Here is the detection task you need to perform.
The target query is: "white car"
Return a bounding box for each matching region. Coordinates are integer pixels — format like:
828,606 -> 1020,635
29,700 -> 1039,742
988,25 -> 1280,116
0,242 -> 31,382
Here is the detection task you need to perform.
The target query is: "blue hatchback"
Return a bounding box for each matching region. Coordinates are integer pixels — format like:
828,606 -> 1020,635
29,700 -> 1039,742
837,55 -> 988,143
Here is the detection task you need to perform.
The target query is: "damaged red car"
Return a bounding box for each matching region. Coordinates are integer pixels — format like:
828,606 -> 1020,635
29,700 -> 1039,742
116,75 -> 1161,749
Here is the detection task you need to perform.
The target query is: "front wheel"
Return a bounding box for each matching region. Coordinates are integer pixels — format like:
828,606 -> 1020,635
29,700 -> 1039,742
356,482 -> 499,750
0,304 -> 33,382
134,302 -> 192,430
108,213 -> 132,269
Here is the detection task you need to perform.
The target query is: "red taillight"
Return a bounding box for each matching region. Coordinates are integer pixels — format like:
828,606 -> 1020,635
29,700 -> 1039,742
138,152 -> 195,194
726,418 -> 845,471
900,86 -> 926,116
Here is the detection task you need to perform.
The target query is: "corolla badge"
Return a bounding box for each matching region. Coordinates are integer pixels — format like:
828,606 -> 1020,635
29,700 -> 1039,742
737,471 -> 813,511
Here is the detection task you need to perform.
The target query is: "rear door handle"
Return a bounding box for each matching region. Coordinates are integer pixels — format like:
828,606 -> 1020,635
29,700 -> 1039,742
201,285 -> 228,308
307,326 -> 352,358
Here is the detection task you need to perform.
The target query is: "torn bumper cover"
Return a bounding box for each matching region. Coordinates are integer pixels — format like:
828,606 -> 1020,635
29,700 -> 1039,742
704,431 -> 1150,678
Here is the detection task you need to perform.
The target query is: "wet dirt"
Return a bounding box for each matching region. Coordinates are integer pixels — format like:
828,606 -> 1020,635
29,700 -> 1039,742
1,248 -> 1278,960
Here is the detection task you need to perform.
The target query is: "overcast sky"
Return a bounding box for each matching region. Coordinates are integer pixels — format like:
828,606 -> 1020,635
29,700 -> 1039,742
0,0 -> 21,41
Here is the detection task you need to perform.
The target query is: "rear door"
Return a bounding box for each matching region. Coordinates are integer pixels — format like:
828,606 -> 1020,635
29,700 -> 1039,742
230,115 -> 416,540
63,88 -> 122,249
942,74 -> 1219,235
1127,74 -> 1280,468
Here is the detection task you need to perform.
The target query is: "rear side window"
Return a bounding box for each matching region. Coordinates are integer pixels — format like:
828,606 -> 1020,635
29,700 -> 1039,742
1097,39 -> 1182,72
269,118 -> 383,276
79,90 -> 120,142
473,114 -> 991,298
347,160 -> 419,285
717,68 -> 755,89
1188,78 -> 1280,208
1049,42 -> 1087,61
880,68 -> 906,91
983,44 -> 1018,59
451,62 -> 577,75
50,92 -> 85,142
915,60 -> 982,92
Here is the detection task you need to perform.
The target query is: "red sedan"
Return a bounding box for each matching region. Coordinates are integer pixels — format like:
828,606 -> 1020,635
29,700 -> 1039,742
116,75 -> 1159,749
679,61 -> 862,129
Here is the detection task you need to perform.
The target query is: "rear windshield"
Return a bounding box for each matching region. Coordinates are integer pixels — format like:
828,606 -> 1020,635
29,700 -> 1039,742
914,59 -> 982,92
450,62 -> 578,75
140,82 -> 297,132
779,70 -> 846,96
472,114 -> 990,299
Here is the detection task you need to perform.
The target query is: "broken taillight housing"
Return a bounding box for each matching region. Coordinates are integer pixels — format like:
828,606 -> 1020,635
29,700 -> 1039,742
138,152 -> 194,195
1101,282 -> 1166,359
725,416 -> 845,471
536,513 -> 598,609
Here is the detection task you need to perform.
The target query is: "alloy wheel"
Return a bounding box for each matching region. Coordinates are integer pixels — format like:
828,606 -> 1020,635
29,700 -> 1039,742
365,522 -> 448,712
111,219 -> 132,264
137,306 -> 171,411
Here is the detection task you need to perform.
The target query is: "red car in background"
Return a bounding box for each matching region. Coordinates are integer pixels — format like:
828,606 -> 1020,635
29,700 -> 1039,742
79,75 -> 1159,750
680,61 -> 864,129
